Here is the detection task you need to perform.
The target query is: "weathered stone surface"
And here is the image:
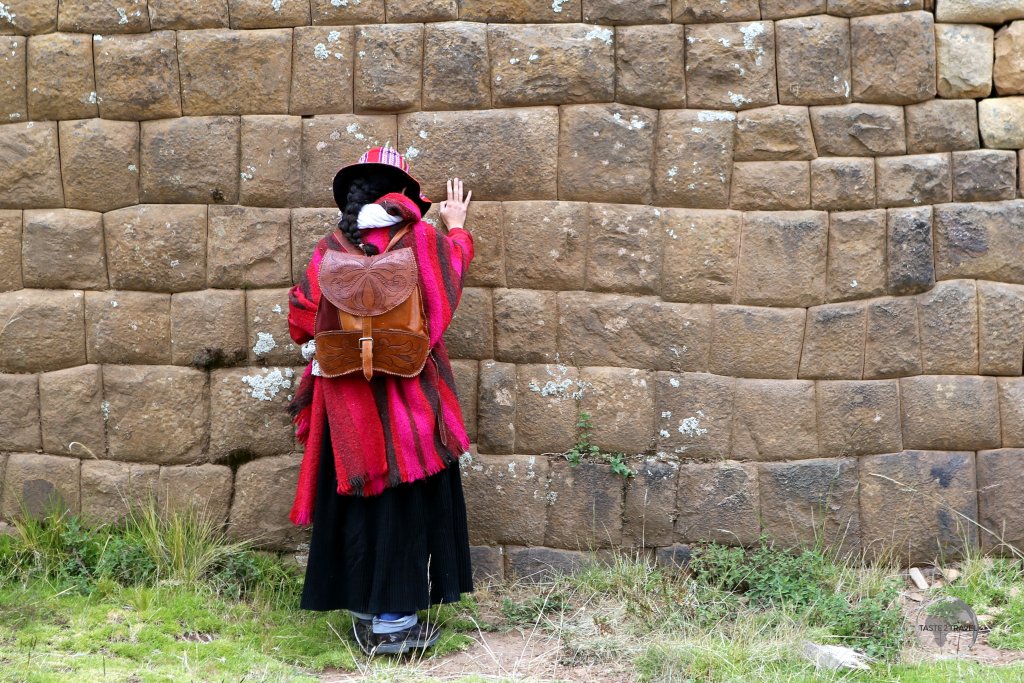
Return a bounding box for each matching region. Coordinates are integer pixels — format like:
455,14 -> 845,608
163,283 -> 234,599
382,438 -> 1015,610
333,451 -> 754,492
887,206 -> 934,296
80,460 -> 137,524
397,108 -> 558,201
228,0 -> 309,27
684,21 -> 777,111
0,289 -> 86,372
1,453 -> 79,520
58,0 -> 149,32
977,449 -> 1024,551
459,0 -> 582,22
423,21 -> 489,110
655,371 -> 734,459
558,292 -> 711,372
623,459 -> 677,547
579,367 -> 654,454
208,206 -> 290,288
477,360 -> 517,453
811,157 -> 875,211
58,118 -> 140,212
901,375 -> 1000,450
443,287 -> 493,360
0,211 -> 20,292
817,380 -> 901,457
851,11 -> 935,105
26,32 -> 96,120
586,203 -> 661,293
979,97 -> 1024,149
545,459 -> 624,549
996,22 -> 1024,94
85,290 -> 171,364
660,208 -> 741,304
103,204 -> 207,292
469,545 -> 504,583
734,106 -> 816,161
776,14 -> 851,106
584,0 -> 670,23
758,458 -> 860,552
799,302 -> 866,380
459,201 -> 503,288
450,359 -> 478,441
0,372 -> 39,451
94,30 -> 181,120
952,150 -> 1017,202
387,0 -> 457,21
918,280 -> 979,375
210,366 -> 294,462
655,109 -> 736,208
936,23 -> 993,99
558,104 -> 656,204
246,288 -> 300,365
311,0 -> 385,23
731,379 -> 818,460
978,281 -> 1024,376
139,116 -> 240,204
22,209 -> 106,289
709,305 -> 805,379
290,27 -> 354,115
39,364 -> 104,457
0,36 -> 26,122
859,450 -> 977,562
673,0 -> 759,22
675,461 -> 759,545
735,211 -> 827,307
493,288 -> 557,364
229,453 -> 308,549
827,211 -> 886,302
863,296 -> 922,379
103,364 -> 209,464
157,463 -> 232,523
0,1 -> 57,34
302,115 -> 396,206
655,544 -> 692,569
730,161 -> 811,211
354,24 -> 422,113
515,363 -> 580,455
461,452 -> 549,545
1000,379 -> 1024,445
809,104 -> 905,157
934,201 -> 1024,284
875,154 -> 951,208
760,0 -> 825,19
177,28 -> 292,116
615,24 -> 686,109
148,0 -> 230,29
506,546 -> 590,582
170,289 -> 247,368
290,208 -> 336,282
0,121 -> 62,209
238,115 -> 302,208
936,0 -> 1024,24
905,99 -> 980,154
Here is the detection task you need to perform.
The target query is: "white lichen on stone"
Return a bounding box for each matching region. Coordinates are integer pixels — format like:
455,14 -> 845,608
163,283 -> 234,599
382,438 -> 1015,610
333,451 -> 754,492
300,339 -> 316,361
739,22 -> 765,51
678,411 -> 708,437
551,0 -> 566,13
459,451 -> 474,468
509,57 -> 520,65
314,43 -> 330,60
697,110 -> 736,122
327,30 -> 342,43
529,53 -> 539,62
117,7 -> 129,24
418,129 -> 429,139
242,367 -> 293,401
669,377 -> 680,388
346,123 -> 366,140
128,163 -> 137,172
252,332 -> 277,356
272,303 -> 283,313
0,3 -> 15,23
272,0 -> 283,11
240,164 -> 256,181
88,92 -> 99,104
405,146 -> 420,158
507,461 -> 517,476
332,0 -> 348,6
585,27 -> 614,45
727,92 -> 752,108
100,400 -> 111,421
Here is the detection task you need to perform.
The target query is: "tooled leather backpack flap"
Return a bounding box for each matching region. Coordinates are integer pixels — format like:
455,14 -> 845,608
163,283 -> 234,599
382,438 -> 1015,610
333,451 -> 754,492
319,248 -> 419,317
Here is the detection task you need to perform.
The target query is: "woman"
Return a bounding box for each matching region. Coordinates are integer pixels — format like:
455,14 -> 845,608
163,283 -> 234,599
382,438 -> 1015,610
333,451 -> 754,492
284,146 -> 475,656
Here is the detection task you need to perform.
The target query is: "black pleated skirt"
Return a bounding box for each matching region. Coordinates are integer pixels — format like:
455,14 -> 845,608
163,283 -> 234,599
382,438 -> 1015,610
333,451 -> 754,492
298,419 -> 474,614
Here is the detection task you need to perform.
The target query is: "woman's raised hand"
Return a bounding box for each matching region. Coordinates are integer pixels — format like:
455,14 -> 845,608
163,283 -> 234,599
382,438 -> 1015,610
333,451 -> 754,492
438,177 -> 471,233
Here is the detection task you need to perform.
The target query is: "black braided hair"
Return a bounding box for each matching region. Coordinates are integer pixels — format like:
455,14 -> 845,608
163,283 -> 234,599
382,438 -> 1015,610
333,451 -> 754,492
337,171 -> 406,256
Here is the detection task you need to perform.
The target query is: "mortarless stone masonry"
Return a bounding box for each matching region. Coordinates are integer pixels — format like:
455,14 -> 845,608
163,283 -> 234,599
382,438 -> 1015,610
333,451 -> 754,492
1,2 -> 1024,573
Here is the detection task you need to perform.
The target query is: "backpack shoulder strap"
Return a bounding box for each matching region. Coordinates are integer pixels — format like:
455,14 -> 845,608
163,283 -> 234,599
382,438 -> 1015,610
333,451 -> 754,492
383,226 -> 412,253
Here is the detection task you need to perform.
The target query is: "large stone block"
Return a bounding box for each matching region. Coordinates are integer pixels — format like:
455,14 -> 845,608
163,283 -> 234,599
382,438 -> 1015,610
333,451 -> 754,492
103,204 -> 207,292
85,290 -> 171,364
246,288 -> 301,365
979,97 -> 1024,149
39,364 -> 104,458
0,289 -> 86,372
585,0 -> 670,23
622,459 -> 677,547
731,379 -> 818,461
917,280 -> 979,375
811,157 -> 876,212
227,0 -> 309,27
936,23 -> 993,99
558,292 -> 711,372
675,461 -> 759,545
730,161 -> 810,211
210,366 -> 294,462
301,115 -> 396,206
859,450 -> 977,562
443,287 -> 493,360
1000,378 -> 1024,446
1,452 -> 79,520
515,363 -> 580,455
978,281 -> 1024,376
22,209 -> 106,289
760,0 -> 825,19
936,0 -> 1024,23
828,0 -> 923,15
139,116 -> 240,204
735,211 -> 827,307
0,35 -> 26,122
460,201 -> 504,288
934,201 -> 1024,284
776,14 -> 851,106
654,371 -> 734,460
290,209 -> 334,283
208,206 -> 291,288
477,360 -> 516,453
615,24 -> 685,109
80,460 -> 136,524
26,32 -> 96,120
239,115 -> 302,208
0,1 -> 57,34
905,99 -> 980,154
585,203 -> 661,293
157,463 -> 232,523
354,24 -> 422,113
850,11 -> 935,105
887,206 -> 934,296
734,105 -> 817,161
57,0 -> 148,32
977,449 -> 1024,551
875,154 -> 952,208
673,0 -> 759,23
0,211 -> 19,292
422,21 -> 489,110
170,289 -> 247,368
450,359 -> 478,441
0,120 -> 62,209
758,458 -> 860,553
58,118 -> 139,212
458,0 -> 582,22
397,108 -> 558,201
0,372 -> 39,451
900,375 -> 1000,450
311,0 -> 384,23
809,104 -> 905,157
579,367 -> 654,455
952,150 -> 1018,202
103,364 -> 209,464
468,546 -> 503,583
505,546 -> 591,582
177,28 -> 292,116
545,459 -> 624,549
94,30 -> 181,120
863,296 -> 922,379
660,208 -> 740,304
489,24 -> 614,107
289,26 -> 353,115
817,380 -> 901,457
148,0 -> 230,29
684,21 -> 777,111
387,0 -> 457,21
493,288 -> 556,364
228,453 -> 309,549
461,452 -> 549,546
709,305 -> 805,379
995,21 -> 1024,95
799,301 -> 866,380
655,109 -> 736,208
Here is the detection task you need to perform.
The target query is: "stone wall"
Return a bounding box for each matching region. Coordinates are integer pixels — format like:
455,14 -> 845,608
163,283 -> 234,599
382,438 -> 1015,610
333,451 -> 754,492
1,0 -> 1024,576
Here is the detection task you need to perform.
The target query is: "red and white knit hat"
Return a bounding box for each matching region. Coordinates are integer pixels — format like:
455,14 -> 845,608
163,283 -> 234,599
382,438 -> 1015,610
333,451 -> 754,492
332,145 -> 432,215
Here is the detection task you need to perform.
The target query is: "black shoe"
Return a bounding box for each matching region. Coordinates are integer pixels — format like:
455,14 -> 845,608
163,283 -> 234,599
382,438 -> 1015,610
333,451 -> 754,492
360,621 -> 442,656
351,617 -> 376,656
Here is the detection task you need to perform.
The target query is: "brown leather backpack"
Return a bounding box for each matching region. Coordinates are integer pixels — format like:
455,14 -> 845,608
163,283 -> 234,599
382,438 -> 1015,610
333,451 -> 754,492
313,226 -> 431,380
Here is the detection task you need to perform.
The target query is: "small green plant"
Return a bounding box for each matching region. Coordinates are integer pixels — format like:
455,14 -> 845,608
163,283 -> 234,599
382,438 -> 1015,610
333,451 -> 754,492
500,591 -> 568,626
563,412 -> 635,478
